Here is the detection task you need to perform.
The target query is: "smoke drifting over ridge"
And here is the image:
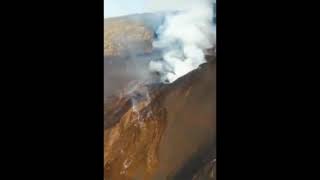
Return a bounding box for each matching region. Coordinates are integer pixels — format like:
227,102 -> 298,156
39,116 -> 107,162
104,0 -> 216,84
149,0 -> 216,83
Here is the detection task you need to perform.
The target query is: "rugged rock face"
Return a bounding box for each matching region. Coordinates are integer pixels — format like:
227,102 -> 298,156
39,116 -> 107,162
104,58 -> 216,180
104,93 -> 167,180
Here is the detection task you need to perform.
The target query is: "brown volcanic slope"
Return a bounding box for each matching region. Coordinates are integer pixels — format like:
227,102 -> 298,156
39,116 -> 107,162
104,58 -> 216,180
104,14 -> 166,101
104,17 -> 153,57
104,14 -> 216,180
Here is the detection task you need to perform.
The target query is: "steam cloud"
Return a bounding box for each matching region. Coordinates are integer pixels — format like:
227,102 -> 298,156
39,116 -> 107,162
149,0 -> 216,83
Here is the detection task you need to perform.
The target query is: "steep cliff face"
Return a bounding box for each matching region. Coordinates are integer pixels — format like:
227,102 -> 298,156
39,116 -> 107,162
104,58 -> 216,180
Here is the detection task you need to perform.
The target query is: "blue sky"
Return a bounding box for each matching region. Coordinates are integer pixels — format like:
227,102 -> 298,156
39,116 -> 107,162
104,0 -> 146,18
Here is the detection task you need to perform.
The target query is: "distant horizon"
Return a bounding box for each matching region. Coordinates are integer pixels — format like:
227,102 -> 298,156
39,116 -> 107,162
104,0 -> 215,18
104,11 -> 163,19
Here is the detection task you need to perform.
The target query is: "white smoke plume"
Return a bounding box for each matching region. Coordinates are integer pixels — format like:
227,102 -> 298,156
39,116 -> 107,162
149,0 -> 216,83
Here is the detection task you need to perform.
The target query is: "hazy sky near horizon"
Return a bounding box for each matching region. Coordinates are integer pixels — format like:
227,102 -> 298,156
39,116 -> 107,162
104,0 -> 146,18
104,0 -> 214,18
